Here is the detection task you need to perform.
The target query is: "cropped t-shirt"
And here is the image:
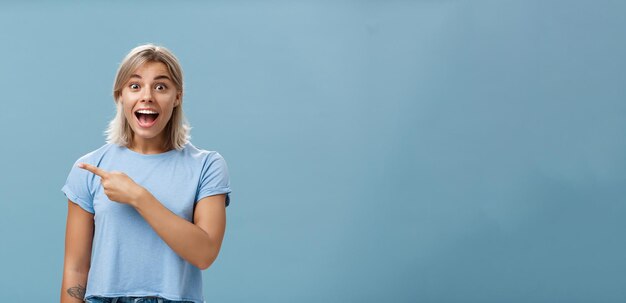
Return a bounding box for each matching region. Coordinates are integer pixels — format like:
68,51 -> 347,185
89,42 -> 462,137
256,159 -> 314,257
61,142 -> 231,303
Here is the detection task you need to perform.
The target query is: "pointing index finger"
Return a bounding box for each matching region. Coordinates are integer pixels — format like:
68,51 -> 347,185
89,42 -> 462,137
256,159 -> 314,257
78,163 -> 109,177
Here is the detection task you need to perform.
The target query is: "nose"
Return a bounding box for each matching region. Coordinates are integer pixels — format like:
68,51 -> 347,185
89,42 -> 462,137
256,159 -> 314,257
140,87 -> 153,103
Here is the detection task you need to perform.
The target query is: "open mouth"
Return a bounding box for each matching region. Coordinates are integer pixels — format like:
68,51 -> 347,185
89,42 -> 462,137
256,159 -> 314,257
134,109 -> 160,128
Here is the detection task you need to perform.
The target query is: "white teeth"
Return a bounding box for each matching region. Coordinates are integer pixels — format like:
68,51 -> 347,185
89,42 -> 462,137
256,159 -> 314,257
136,109 -> 158,114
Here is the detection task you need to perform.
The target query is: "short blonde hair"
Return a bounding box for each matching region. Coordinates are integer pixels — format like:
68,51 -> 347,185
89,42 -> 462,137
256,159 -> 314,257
105,44 -> 191,150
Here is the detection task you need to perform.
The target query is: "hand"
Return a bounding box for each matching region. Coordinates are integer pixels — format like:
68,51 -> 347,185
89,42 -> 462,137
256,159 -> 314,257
78,163 -> 146,207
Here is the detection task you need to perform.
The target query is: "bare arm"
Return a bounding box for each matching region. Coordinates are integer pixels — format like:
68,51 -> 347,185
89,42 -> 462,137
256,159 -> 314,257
61,200 -> 94,303
132,191 -> 227,270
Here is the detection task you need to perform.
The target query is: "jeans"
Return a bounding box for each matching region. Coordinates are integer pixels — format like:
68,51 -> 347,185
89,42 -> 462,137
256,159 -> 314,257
85,296 -> 194,303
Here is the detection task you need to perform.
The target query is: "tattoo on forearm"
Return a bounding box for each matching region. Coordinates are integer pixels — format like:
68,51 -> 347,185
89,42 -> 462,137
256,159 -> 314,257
67,283 -> 86,299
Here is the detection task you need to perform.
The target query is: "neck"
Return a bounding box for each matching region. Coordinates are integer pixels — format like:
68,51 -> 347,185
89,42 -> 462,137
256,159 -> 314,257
128,134 -> 169,155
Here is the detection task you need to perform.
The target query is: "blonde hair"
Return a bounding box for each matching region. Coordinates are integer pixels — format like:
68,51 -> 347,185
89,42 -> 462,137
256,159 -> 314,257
105,44 -> 191,150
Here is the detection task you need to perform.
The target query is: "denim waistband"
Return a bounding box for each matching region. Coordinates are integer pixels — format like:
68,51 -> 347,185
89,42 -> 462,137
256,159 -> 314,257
86,296 -> 193,303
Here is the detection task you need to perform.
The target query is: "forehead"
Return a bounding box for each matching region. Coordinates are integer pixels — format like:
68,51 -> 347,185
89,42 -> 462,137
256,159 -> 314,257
131,61 -> 171,78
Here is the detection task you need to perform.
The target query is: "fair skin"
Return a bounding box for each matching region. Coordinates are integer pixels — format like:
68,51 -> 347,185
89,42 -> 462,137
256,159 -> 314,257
61,61 -> 227,303
123,61 -> 179,154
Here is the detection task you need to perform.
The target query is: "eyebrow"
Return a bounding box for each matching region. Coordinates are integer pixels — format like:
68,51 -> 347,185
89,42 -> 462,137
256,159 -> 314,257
129,74 -> 172,81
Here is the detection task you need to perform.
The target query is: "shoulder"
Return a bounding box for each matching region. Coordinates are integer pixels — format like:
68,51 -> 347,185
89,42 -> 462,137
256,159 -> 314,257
184,142 -> 227,163
72,143 -> 118,165
183,143 -> 230,179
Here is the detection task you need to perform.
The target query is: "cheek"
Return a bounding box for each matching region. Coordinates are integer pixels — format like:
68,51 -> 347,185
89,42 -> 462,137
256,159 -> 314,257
161,109 -> 174,121
121,105 -> 135,121
122,104 -> 132,115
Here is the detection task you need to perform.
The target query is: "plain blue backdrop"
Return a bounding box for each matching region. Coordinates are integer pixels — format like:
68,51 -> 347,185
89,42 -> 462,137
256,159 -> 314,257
0,1 -> 625,302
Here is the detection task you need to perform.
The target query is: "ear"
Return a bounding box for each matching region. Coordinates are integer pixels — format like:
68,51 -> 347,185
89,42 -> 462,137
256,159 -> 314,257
175,92 -> 182,107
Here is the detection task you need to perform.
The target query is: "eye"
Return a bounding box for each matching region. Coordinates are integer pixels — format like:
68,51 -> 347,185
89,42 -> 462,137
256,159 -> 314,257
129,83 -> 140,90
155,83 -> 167,91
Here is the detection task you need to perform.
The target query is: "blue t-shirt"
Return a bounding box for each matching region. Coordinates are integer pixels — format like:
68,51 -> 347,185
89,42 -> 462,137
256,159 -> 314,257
61,142 -> 231,303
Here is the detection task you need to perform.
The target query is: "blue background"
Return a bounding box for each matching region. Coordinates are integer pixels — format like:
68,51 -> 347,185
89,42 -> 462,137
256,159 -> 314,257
1,1 -> 625,302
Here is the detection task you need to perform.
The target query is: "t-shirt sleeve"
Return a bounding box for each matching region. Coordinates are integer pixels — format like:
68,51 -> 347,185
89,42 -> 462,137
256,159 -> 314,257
61,159 -> 95,214
196,152 -> 232,207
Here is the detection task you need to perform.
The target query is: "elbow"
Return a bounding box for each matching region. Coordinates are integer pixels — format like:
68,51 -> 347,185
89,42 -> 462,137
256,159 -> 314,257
195,251 -> 219,270
197,262 -> 211,271
196,258 -> 213,270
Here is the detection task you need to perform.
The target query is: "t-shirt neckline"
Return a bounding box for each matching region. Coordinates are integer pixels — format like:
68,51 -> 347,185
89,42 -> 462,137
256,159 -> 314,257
119,144 -> 183,159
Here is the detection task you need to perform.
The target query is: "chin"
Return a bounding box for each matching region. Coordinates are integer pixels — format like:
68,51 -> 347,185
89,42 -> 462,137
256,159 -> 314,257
135,131 -> 162,139
131,125 -> 163,138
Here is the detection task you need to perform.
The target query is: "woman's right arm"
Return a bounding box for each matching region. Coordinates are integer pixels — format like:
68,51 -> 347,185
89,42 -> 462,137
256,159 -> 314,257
61,200 -> 94,303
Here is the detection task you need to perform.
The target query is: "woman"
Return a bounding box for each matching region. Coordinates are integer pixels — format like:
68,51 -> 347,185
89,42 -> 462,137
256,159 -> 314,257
60,44 -> 231,303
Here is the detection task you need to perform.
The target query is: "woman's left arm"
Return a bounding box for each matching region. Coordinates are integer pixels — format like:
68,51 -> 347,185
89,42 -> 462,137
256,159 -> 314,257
133,190 -> 226,270
77,163 -> 226,270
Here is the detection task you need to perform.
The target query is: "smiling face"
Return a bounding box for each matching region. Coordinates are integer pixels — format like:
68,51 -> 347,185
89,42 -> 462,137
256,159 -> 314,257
119,61 -> 181,147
